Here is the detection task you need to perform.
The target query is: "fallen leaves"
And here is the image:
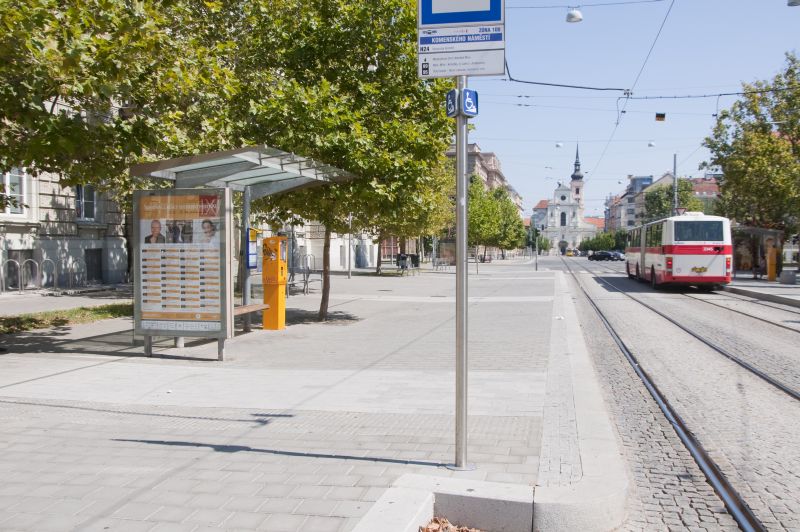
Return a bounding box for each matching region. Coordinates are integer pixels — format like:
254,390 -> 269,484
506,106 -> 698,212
420,516 -> 484,532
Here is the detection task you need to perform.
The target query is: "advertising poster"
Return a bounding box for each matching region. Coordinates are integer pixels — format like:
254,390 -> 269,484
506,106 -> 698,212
134,189 -> 231,338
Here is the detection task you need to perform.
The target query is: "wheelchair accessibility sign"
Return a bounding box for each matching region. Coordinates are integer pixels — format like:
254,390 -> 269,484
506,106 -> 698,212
446,89 -> 458,118
461,89 -> 478,117
444,89 -> 478,118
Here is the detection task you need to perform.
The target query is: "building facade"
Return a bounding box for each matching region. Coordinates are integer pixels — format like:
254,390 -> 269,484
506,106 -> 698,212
538,147 -> 597,253
1,169 -> 128,291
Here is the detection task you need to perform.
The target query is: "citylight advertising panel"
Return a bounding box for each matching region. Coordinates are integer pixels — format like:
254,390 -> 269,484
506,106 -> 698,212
133,189 -> 232,338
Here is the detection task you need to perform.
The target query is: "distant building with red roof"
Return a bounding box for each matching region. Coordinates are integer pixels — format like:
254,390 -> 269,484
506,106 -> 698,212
584,217 -> 606,232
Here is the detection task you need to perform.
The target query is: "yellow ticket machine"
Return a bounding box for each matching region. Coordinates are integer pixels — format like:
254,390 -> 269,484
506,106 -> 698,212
262,236 -> 287,330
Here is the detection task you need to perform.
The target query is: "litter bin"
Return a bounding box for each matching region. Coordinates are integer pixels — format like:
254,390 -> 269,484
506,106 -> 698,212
409,254 -> 420,268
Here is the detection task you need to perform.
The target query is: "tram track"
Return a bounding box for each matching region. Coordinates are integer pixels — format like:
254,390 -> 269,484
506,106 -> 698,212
581,260 -> 800,334
561,257 -> 765,532
569,258 -> 800,403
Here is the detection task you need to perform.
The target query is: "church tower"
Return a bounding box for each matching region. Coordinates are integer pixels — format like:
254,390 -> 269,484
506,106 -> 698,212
570,144 -> 584,208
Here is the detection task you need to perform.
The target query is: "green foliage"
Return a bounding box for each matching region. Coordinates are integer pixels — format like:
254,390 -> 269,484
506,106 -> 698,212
704,52 -> 800,231
467,179 -> 499,247
493,188 -> 527,251
1,0 -> 454,318
0,0 -> 220,199
579,232 -> 616,252
643,180 -> 703,222
467,180 -> 526,251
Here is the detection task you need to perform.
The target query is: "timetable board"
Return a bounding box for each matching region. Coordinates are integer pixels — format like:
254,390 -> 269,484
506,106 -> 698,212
133,189 -> 232,338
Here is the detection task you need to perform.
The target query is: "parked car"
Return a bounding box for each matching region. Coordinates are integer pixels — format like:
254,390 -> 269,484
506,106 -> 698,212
588,251 -> 613,261
610,251 -> 626,261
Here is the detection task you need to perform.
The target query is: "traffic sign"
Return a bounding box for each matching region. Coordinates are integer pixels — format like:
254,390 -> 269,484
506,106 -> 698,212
446,89 -> 458,117
418,0 -> 505,79
461,89 -> 478,117
419,0 -> 504,28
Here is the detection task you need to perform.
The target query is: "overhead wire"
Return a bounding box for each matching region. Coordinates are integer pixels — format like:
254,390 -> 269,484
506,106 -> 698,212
507,0 -> 664,9
587,0 -> 675,181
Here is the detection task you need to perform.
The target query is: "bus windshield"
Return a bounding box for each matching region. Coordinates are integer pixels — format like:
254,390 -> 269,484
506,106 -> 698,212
674,221 -> 724,242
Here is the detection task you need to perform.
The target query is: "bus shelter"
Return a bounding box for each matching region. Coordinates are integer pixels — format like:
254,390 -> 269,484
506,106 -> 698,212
129,145 -> 355,360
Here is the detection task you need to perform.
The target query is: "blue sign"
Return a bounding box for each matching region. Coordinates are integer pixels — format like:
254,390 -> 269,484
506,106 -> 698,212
461,89 -> 478,117
419,0 -> 503,27
446,89 -> 458,118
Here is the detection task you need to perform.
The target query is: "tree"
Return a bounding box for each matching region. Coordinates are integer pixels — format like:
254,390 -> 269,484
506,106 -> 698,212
704,52 -> 800,231
238,0 -> 452,319
492,188 -> 527,257
0,0 -> 225,193
467,178 -> 498,257
643,180 -> 703,222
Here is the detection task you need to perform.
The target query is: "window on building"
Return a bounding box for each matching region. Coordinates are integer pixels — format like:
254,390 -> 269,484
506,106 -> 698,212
2,168 -> 25,214
627,208 -> 635,215
575,187 -> 580,195
560,212 -> 567,226
627,197 -> 634,203
76,185 -> 96,219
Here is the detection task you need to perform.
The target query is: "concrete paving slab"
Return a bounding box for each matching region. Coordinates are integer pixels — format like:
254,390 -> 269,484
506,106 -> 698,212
0,258 -> 624,531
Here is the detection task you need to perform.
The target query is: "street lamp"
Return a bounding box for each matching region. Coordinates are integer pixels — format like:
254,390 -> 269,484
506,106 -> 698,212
566,8 -> 583,22
648,143 -> 679,215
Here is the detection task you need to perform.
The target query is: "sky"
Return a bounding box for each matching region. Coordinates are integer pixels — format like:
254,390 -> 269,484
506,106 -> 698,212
463,0 -> 799,218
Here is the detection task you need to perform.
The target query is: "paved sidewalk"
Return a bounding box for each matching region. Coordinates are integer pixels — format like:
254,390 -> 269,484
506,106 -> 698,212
0,286 -> 132,317
0,258 -> 617,531
725,270 -> 800,308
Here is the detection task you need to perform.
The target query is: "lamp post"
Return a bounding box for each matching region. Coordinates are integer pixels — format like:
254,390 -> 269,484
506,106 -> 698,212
673,153 -> 678,216
347,213 -> 352,279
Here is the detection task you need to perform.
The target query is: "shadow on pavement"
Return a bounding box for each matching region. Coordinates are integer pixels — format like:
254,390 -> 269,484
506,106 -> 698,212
0,399 -> 293,426
285,309 -> 360,326
113,438 -> 445,468
0,328 -> 212,362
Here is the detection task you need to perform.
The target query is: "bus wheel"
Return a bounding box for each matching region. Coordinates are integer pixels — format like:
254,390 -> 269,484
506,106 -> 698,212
651,267 -> 660,290
626,263 -> 635,279
635,264 -> 641,281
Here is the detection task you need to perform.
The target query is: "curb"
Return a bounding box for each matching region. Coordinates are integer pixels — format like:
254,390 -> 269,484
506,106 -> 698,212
722,285 -> 800,309
352,474 -> 534,532
533,272 -> 629,531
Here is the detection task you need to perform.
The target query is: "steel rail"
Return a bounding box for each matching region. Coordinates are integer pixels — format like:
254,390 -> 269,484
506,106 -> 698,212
562,258 -> 765,532
578,259 -> 800,331
681,293 -> 800,334
572,259 -> 800,403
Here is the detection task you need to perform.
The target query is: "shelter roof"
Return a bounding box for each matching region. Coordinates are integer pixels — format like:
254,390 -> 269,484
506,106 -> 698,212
129,145 -> 357,200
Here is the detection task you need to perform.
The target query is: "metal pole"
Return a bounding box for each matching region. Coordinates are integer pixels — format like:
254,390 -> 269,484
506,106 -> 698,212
454,75 -> 470,470
242,186 -> 251,332
673,153 -> 678,216
534,227 -> 539,271
348,213 -> 352,279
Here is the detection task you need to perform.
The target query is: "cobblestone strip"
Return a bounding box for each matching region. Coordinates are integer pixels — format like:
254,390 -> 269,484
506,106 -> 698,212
568,273 -> 740,531
537,272 -> 582,487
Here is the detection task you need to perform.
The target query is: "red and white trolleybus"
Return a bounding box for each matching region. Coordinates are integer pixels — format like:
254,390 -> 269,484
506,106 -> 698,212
625,212 -> 733,289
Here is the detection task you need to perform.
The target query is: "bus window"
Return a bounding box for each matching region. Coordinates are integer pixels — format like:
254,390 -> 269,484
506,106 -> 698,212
675,221 -> 723,242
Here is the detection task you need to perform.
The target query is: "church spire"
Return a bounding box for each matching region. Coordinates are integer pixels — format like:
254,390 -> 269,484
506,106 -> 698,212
571,144 -> 584,181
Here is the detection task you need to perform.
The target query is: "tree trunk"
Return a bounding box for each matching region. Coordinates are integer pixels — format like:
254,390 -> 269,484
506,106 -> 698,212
318,227 -> 331,321
400,237 -> 407,255
124,213 -> 134,283
375,234 -> 383,275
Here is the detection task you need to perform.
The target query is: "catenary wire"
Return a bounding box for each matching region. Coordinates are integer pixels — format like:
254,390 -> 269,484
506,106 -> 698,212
587,0 -> 675,181
508,0 -> 664,8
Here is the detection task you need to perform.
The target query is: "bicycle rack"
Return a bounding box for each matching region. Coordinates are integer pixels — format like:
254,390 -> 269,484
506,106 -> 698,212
69,258 -> 87,289
0,259 -> 22,294
21,259 -> 40,289
41,258 -> 58,290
